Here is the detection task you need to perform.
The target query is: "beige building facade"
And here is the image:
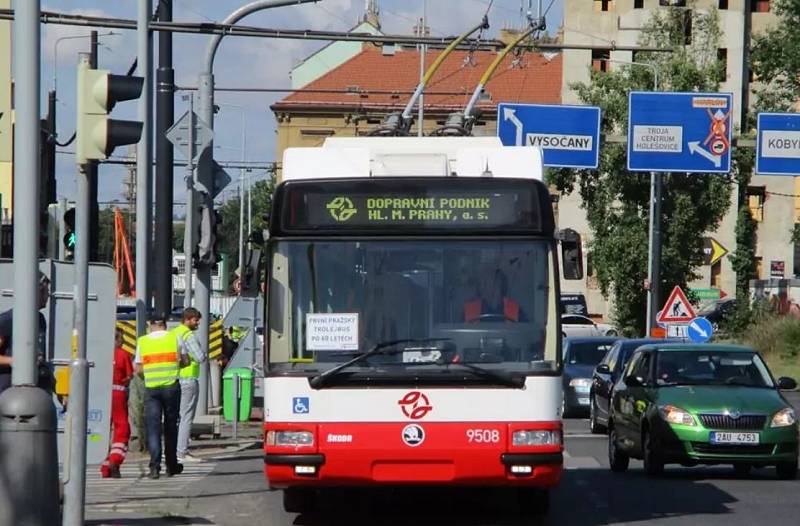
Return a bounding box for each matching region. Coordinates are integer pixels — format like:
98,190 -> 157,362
0,0 -> 12,224
559,0 -> 796,319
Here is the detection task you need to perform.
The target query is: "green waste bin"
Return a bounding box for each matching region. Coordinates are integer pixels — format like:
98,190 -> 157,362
223,368 -> 254,422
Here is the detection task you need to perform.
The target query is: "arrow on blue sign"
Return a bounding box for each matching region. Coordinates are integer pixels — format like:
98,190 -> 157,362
687,317 -> 714,343
497,103 -> 601,169
627,91 -> 733,174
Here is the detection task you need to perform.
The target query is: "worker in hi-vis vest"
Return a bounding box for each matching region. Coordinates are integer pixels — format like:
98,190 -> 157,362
134,314 -> 190,479
172,307 -> 206,463
464,268 -> 525,323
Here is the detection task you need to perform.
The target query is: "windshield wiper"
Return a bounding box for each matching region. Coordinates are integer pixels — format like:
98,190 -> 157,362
445,362 -> 523,388
309,338 -> 451,389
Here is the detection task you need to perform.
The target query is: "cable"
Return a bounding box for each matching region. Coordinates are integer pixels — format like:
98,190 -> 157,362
56,132 -> 76,147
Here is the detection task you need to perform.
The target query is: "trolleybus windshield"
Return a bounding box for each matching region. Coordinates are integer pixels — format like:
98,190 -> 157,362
268,239 -> 557,381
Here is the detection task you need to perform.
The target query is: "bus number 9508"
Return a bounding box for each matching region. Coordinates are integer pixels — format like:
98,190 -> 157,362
466,429 -> 500,443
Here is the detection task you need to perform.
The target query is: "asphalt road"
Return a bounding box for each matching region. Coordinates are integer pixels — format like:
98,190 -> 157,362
86,391 -> 800,526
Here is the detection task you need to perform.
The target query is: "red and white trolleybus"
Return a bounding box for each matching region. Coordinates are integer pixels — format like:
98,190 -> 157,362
262,137 -> 583,515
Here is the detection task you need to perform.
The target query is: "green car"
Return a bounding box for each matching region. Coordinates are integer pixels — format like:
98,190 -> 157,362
607,343 -> 798,479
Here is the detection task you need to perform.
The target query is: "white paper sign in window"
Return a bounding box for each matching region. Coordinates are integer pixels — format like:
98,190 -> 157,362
305,313 -> 359,351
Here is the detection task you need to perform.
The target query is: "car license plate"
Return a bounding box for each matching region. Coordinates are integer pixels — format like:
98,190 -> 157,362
709,432 -> 760,445
578,397 -> 590,405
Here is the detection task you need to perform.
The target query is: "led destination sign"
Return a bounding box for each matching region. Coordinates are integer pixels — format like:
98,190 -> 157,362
278,179 -> 546,233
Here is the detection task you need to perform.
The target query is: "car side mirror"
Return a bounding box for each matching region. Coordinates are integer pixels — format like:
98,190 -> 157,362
596,364 -> 611,375
777,377 -> 797,391
558,228 -> 583,280
624,374 -> 644,387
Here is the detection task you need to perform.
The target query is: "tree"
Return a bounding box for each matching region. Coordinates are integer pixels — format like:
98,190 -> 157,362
216,175 -> 276,271
750,0 -> 800,115
548,6 -> 732,335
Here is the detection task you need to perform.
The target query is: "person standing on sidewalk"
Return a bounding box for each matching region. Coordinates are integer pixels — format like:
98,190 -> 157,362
172,307 -> 207,463
100,330 -> 134,478
134,314 -> 189,479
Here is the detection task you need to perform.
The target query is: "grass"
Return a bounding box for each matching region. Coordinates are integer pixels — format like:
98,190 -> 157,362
728,314 -> 800,382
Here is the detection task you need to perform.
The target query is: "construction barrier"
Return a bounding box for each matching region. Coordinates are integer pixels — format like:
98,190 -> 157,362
209,319 -> 223,359
116,320 -> 137,355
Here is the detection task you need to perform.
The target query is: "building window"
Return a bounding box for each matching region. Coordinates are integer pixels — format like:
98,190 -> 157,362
752,0 -> 770,12
755,257 -> 763,279
634,0 -> 644,8
718,0 -> 728,9
592,49 -> 610,72
748,186 -> 766,223
711,260 -> 722,289
717,48 -> 728,81
594,0 -> 614,12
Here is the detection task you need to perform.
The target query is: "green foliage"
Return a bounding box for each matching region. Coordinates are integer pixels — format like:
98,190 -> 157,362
734,310 -> 800,363
751,0 -> 800,113
216,175 -> 276,270
548,6 -> 732,334
730,206 -> 758,295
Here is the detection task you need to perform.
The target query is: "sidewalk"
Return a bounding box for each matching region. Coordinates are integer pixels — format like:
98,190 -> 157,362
125,420 -> 263,462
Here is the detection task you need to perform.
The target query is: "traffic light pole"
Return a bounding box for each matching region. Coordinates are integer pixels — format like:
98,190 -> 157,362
88,31 -> 99,262
0,0 -> 60,524
135,0 -> 152,336
63,147 -> 92,526
183,93 -> 196,309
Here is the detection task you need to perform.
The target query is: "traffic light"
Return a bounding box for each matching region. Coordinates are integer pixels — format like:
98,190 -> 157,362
63,207 -> 76,260
196,206 -> 222,266
76,55 -> 144,165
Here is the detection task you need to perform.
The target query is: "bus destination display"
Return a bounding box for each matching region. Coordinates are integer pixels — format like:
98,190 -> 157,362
304,191 -> 525,228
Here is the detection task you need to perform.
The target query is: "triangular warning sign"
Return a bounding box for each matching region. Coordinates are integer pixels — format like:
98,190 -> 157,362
657,286 -> 696,324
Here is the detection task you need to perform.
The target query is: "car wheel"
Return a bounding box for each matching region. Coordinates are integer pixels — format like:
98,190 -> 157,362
589,397 -> 606,434
282,488 -> 316,514
642,430 -> 664,477
776,460 -> 798,480
517,488 -> 549,516
733,463 -> 751,478
608,425 -> 629,473
605,329 -> 618,337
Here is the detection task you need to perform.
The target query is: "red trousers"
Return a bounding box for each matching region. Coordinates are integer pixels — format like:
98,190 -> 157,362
101,390 -> 130,476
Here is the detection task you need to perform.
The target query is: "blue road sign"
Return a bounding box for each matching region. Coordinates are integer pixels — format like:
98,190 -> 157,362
687,317 -> 714,344
756,113 -> 800,176
627,91 -> 733,173
497,103 -> 601,169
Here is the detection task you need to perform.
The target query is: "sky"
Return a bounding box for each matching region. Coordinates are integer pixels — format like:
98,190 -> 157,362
40,0 -> 565,206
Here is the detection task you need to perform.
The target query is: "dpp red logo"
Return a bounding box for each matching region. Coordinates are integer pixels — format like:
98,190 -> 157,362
398,391 -> 432,420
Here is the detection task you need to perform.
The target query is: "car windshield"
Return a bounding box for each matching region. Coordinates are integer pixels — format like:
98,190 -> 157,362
655,350 -> 774,388
268,239 -> 556,375
566,342 -> 614,366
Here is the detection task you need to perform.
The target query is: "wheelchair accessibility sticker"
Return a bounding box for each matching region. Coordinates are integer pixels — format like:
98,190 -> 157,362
293,397 -> 310,414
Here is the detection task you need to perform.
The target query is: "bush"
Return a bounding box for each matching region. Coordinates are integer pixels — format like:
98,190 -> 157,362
736,314 -> 800,362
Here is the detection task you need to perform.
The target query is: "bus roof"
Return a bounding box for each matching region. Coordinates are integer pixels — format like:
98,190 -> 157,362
282,137 -> 543,181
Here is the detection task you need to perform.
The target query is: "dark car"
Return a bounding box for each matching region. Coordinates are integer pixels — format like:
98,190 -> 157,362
607,344 -> 798,479
562,337 -> 619,417
696,298 -> 737,329
589,338 -> 671,434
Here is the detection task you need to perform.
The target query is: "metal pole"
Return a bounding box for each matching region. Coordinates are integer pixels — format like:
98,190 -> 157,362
0,2 -> 60,523
61,359 -> 89,526
238,112 -> 245,290
135,0 -> 152,335
232,374 -> 240,440
11,0 -> 40,387
155,0 -> 174,315
196,0 -> 319,412
63,158 -> 91,526
417,0 -> 426,137
184,94 -> 195,308
89,31 -> 99,262
645,74 -> 661,336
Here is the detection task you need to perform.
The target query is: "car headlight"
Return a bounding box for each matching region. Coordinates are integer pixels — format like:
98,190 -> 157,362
658,405 -> 696,426
569,378 -> 592,388
771,408 -> 797,428
512,430 -> 562,446
266,430 -> 314,447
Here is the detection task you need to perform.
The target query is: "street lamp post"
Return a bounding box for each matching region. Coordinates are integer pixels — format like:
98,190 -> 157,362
599,58 -> 662,336
52,31 -> 116,93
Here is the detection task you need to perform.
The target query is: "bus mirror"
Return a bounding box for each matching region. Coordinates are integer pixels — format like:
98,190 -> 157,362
559,228 -> 583,280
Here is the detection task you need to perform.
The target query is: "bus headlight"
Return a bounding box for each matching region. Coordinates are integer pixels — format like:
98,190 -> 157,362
266,430 -> 314,447
512,430 -> 562,446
